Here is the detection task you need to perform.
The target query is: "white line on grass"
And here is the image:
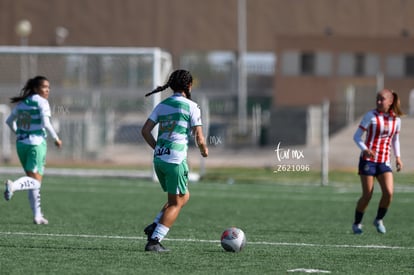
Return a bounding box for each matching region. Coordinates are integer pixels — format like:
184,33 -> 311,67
1,231 -> 413,250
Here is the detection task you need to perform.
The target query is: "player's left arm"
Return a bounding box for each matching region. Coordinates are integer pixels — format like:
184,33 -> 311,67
190,103 -> 208,157
392,120 -> 402,172
40,99 -> 62,148
193,125 -> 208,157
42,115 -> 62,148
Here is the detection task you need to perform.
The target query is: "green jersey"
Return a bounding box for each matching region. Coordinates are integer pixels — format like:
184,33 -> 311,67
148,93 -> 202,164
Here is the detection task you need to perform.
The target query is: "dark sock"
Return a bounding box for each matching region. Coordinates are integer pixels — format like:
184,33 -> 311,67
375,207 -> 388,220
354,210 -> 364,224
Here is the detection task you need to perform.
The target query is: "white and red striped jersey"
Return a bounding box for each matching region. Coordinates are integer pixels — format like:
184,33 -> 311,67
353,109 -> 401,164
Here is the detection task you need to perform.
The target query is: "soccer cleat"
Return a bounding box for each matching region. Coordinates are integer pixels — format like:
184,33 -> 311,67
4,179 -> 13,201
144,222 -> 157,241
352,223 -> 363,234
145,238 -> 169,252
34,216 -> 49,225
373,219 -> 386,234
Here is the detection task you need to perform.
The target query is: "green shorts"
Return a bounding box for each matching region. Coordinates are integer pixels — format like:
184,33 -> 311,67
154,159 -> 189,195
16,141 -> 47,176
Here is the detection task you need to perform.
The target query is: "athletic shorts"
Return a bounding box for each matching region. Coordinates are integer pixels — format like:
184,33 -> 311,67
16,141 -> 47,176
153,158 -> 189,195
358,157 -> 392,176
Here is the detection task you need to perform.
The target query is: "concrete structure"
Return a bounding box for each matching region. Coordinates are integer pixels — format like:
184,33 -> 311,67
275,35 -> 414,111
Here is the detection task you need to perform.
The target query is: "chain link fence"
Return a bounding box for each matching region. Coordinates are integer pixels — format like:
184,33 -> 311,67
0,46 -> 172,165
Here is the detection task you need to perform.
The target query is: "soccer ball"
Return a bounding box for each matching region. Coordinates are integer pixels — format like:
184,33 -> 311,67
220,227 -> 246,252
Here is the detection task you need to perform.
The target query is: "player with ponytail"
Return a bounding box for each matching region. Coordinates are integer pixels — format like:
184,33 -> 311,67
141,69 -> 208,252
352,88 -> 403,234
4,76 -> 62,225
145,69 -> 193,99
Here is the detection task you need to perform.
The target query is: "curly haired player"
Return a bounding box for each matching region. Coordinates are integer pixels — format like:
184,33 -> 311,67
141,69 -> 208,252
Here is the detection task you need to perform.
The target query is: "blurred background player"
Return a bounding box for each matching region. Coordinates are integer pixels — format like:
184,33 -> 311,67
4,76 -> 62,224
141,69 -> 208,252
352,88 -> 403,234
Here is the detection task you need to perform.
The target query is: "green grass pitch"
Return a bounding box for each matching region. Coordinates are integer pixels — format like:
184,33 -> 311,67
0,169 -> 413,274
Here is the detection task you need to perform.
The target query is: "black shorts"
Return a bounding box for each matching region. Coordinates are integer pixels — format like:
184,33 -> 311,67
358,157 -> 392,176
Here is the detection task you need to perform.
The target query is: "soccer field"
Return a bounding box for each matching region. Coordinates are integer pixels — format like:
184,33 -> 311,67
0,170 -> 413,274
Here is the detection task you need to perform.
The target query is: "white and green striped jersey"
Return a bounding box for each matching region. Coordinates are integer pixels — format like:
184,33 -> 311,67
9,94 -> 52,145
149,93 -> 202,164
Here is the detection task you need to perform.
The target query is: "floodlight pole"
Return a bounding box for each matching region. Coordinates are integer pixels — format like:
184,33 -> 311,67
237,0 -> 247,134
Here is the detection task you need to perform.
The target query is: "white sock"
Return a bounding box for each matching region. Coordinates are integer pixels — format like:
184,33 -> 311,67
10,177 -> 41,192
151,223 -> 169,242
28,189 -> 42,218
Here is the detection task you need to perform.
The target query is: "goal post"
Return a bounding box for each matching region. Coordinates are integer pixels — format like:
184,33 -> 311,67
0,46 -> 172,165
